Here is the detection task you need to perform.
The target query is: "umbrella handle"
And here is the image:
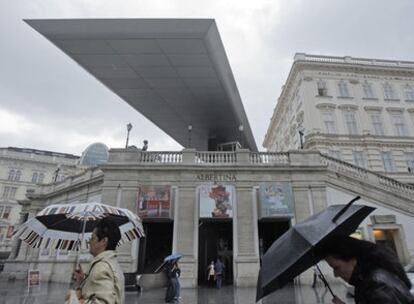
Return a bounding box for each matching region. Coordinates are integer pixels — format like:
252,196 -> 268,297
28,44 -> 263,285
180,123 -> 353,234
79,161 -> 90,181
316,264 -> 335,298
332,196 -> 360,223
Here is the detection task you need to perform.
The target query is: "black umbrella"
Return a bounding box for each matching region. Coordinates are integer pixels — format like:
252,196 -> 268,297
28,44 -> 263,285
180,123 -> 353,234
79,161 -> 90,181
256,196 -> 375,302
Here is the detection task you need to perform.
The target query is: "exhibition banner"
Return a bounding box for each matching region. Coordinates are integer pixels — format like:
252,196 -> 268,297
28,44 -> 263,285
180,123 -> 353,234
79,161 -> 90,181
138,185 -> 171,218
258,182 -> 294,217
199,185 -> 234,218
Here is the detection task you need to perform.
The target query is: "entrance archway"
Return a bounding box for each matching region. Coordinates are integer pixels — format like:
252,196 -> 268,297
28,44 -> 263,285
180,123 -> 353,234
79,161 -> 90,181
258,219 -> 290,262
198,219 -> 233,285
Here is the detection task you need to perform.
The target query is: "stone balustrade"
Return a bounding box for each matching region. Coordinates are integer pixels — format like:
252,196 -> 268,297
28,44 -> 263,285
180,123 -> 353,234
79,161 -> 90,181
294,53 -> 414,68
320,154 -> 414,200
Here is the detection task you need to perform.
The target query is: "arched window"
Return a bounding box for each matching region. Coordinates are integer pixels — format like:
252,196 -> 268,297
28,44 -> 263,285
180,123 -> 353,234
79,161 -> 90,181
7,170 -> 15,181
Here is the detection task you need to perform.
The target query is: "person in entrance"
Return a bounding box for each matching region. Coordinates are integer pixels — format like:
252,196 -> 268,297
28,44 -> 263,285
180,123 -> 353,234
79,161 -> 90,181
214,257 -> 225,289
207,261 -> 215,287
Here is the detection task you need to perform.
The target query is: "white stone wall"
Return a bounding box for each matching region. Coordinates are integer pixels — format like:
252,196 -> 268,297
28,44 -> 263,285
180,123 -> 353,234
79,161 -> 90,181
326,187 -> 414,261
0,148 -> 79,256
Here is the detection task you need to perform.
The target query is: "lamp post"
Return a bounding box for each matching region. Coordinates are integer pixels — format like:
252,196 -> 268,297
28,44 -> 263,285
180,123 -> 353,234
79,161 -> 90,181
188,125 -> 193,148
298,126 -> 305,149
125,123 -> 133,148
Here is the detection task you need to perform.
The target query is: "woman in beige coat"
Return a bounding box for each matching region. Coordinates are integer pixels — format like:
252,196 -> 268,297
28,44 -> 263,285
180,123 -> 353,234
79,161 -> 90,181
70,218 -> 125,304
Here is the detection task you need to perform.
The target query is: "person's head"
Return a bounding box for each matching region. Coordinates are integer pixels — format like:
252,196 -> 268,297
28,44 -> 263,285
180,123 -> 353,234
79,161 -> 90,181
89,218 -> 121,257
143,140 -> 148,144
319,236 -> 411,288
325,255 -> 357,283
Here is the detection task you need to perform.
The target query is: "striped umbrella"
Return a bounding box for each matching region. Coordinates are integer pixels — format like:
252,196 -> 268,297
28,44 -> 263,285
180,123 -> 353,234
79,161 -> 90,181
14,202 -> 145,253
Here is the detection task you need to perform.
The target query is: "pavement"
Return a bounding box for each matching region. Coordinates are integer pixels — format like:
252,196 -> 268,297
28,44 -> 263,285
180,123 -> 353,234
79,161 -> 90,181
0,279 -> 355,303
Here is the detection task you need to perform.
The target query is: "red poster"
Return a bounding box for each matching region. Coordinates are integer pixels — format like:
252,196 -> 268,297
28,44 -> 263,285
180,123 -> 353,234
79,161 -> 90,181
137,186 -> 171,218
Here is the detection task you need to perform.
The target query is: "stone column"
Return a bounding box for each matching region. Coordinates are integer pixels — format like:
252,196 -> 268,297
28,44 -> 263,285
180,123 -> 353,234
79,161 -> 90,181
291,185 -> 314,284
9,200 -> 31,260
234,186 -> 260,287
174,186 -> 198,287
118,183 -> 140,272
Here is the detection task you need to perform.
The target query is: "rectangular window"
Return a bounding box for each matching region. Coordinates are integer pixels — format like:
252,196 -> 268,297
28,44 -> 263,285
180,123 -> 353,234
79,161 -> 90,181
317,80 -> 328,96
383,83 -> 397,99
7,170 -> 15,181
0,206 -> 4,217
3,206 -> 11,219
1,187 -> 10,199
344,111 -> 358,135
405,152 -> 414,173
338,81 -> 350,97
32,172 -> 38,183
404,85 -> 414,100
9,187 -> 17,199
363,82 -> 375,98
322,112 -> 336,134
382,151 -> 395,172
370,114 -> 385,136
353,151 -> 366,168
391,115 -> 407,136
38,173 -> 45,183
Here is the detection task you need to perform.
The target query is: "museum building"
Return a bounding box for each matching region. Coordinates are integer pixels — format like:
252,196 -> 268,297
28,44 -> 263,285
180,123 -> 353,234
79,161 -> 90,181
2,19 -> 414,288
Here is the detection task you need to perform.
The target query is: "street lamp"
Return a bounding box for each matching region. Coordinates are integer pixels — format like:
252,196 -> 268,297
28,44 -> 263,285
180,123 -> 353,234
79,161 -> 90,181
188,125 -> 193,148
125,123 -> 133,148
298,126 -> 305,149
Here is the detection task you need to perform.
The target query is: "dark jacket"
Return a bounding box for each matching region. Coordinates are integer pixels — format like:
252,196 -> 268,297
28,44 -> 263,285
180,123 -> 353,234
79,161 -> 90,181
350,264 -> 414,304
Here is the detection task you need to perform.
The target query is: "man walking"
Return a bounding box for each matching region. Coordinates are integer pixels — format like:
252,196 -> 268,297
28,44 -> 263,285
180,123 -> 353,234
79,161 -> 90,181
214,257 -> 225,289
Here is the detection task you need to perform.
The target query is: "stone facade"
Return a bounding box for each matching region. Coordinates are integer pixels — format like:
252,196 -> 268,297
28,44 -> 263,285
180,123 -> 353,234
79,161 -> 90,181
263,54 -> 414,184
4,148 -> 414,287
0,147 -> 79,258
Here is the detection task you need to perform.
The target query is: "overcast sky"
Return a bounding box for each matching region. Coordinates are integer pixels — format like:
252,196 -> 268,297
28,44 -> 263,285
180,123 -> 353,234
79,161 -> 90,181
1,0 -> 413,155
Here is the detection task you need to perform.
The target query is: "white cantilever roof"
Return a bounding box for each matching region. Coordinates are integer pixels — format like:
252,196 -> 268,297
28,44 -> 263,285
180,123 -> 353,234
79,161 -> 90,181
26,18 -> 257,151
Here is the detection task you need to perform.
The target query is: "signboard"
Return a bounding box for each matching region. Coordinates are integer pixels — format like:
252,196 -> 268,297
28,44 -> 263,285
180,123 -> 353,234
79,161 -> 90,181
199,185 -> 234,218
137,186 -> 171,218
28,270 -> 40,290
258,182 -> 294,217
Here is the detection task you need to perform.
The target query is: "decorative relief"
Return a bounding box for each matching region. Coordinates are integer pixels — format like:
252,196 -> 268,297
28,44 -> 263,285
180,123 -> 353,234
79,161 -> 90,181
385,107 -> 404,113
316,103 -> 336,110
363,106 -> 383,112
338,104 -> 358,110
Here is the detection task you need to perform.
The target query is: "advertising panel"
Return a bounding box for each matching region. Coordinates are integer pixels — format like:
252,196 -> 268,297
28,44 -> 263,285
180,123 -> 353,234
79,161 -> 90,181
138,185 -> 171,218
199,185 -> 234,218
28,270 -> 40,290
258,182 -> 294,217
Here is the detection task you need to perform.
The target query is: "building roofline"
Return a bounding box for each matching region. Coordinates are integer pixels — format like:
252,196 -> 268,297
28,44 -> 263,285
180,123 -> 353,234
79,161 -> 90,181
0,147 -> 79,159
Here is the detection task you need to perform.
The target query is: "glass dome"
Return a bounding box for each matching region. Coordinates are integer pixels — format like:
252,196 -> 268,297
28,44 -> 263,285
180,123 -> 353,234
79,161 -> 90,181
79,143 -> 109,167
